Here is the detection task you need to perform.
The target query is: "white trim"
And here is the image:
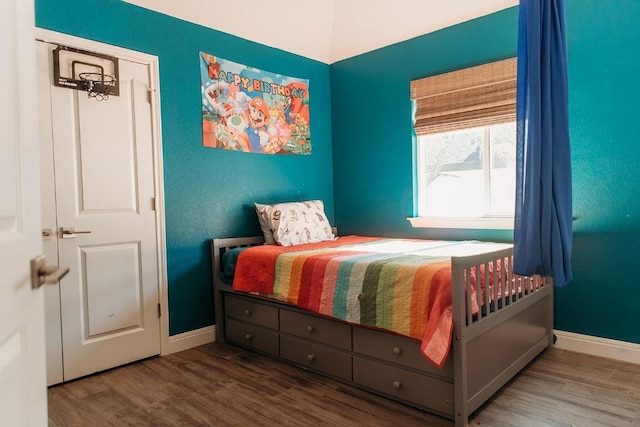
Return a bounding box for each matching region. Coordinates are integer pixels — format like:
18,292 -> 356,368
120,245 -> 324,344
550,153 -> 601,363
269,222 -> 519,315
165,326 -> 216,355
554,330 -> 640,365
408,216 -> 514,230
34,28 -> 171,357
35,28 -> 159,64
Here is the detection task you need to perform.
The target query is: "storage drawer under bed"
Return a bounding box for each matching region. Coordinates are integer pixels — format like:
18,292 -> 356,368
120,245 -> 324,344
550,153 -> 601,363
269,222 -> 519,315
353,326 -> 453,377
280,335 -> 352,381
280,309 -> 351,350
353,356 -> 454,417
225,318 -> 279,357
225,293 -> 279,329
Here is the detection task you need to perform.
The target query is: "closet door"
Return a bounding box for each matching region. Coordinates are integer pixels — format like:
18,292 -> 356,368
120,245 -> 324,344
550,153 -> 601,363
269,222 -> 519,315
38,41 -> 161,382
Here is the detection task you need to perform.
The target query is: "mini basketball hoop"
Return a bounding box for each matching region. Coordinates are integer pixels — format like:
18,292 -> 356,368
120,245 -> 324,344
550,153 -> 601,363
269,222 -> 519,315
79,72 -> 117,101
53,45 -> 120,100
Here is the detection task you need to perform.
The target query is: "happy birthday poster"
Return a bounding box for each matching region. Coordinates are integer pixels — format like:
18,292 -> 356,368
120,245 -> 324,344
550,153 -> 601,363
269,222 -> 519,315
200,52 -> 311,155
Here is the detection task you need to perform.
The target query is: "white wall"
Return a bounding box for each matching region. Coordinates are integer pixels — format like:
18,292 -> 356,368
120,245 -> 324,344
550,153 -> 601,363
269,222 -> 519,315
122,0 -> 517,63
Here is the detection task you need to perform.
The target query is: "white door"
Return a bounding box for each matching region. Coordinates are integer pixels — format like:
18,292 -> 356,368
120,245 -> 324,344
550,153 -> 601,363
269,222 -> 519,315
0,0 -> 48,425
37,40 -> 65,386
37,41 -> 161,382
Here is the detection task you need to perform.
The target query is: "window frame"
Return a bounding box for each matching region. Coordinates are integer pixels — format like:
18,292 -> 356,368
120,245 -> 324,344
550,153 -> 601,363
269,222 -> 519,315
409,58 -> 517,230
409,124 -> 515,230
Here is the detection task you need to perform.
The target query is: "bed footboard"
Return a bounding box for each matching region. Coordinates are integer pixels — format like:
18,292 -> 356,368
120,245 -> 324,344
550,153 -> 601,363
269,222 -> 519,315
451,249 -> 554,426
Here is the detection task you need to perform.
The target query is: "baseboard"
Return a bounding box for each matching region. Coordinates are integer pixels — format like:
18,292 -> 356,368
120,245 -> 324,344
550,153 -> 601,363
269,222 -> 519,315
554,330 -> 640,365
164,325 -> 216,355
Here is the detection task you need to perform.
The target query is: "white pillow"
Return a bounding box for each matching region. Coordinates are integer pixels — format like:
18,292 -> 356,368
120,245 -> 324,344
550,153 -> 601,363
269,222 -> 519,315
254,202 -> 277,244
254,200 -> 335,246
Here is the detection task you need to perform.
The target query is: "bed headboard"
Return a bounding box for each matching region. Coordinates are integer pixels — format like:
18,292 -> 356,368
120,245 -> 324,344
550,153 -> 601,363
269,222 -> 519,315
211,236 -> 264,291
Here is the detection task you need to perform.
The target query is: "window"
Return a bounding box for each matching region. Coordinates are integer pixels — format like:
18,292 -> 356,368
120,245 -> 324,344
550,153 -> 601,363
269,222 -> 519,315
415,122 -> 515,227
409,58 -> 517,229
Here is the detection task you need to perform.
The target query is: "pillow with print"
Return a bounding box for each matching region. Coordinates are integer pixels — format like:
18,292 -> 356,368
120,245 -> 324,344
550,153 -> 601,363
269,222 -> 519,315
255,202 -> 277,244
255,200 -> 335,246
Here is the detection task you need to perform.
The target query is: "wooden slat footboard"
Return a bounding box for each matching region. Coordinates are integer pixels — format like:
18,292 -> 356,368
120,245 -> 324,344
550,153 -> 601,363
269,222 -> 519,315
451,250 -> 554,426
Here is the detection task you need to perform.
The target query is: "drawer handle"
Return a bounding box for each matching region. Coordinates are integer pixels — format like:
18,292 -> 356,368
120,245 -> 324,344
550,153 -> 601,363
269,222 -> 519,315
307,354 -> 316,361
244,333 -> 253,341
244,309 -> 252,316
392,380 -> 402,390
306,325 -> 314,333
392,346 -> 402,355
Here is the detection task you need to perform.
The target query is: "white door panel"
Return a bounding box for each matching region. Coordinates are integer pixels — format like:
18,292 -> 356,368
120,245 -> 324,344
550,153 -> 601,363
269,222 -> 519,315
39,41 -> 161,382
37,41 -> 65,386
83,242 -> 143,336
55,56 -> 160,381
51,63 -> 155,218
72,88 -> 140,212
0,0 -> 48,424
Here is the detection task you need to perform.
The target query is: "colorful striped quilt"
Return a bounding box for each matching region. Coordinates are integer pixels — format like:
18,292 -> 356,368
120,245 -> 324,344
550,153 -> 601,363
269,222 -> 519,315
232,236 -> 506,367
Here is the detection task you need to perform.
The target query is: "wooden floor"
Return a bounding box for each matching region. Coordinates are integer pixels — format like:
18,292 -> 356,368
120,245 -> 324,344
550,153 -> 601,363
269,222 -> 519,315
48,342 -> 640,427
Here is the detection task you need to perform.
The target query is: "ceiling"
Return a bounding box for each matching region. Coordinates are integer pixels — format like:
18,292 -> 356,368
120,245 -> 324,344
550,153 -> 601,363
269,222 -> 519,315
123,0 -> 518,63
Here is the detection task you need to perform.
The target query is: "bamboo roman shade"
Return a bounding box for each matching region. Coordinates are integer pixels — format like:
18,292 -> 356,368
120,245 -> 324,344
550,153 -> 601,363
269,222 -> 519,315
411,57 -> 517,135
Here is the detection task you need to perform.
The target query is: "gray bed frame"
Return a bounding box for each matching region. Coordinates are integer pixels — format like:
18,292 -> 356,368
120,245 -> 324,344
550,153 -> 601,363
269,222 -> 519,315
211,236 -> 554,427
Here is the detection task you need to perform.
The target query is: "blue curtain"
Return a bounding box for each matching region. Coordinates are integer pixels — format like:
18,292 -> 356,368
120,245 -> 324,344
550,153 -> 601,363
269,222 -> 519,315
514,0 -> 573,287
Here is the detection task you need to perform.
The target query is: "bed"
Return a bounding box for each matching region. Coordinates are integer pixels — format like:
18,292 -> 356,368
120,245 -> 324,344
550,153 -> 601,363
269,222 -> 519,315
210,199 -> 552,427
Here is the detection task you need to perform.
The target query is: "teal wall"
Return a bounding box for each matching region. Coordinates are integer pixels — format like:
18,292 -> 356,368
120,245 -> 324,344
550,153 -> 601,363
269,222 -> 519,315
330,9 -> 518,243
557,0 -> 640,343
35,0 -> 334,335
331,1 -> 640,345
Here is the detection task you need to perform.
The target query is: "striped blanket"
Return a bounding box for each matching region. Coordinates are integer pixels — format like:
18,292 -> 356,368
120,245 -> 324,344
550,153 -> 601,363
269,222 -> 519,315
232,236 -> 506,367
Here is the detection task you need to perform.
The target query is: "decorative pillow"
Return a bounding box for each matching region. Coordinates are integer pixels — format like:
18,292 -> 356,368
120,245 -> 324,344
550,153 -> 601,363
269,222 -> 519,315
254,200 -> 335,246
254,203 -> 277,244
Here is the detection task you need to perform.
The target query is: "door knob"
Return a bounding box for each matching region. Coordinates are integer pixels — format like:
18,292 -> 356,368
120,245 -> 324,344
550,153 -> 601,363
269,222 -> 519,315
61,227 -> 92,239
30,254 -> 69,289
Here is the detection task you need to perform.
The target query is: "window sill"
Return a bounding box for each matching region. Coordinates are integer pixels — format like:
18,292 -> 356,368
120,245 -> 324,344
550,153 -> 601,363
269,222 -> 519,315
407,216 -> 514,230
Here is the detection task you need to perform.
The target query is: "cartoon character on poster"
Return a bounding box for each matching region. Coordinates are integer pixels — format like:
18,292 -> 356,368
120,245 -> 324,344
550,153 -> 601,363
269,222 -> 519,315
200,52 -> 311,155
